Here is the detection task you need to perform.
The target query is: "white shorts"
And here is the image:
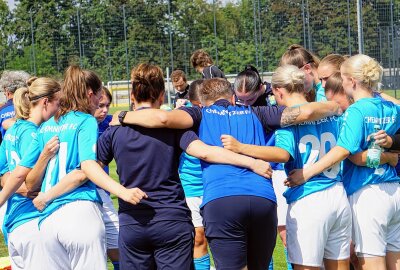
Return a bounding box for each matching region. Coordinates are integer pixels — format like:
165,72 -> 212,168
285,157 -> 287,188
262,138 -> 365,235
98,188 -> 119,250
40,200 -> 107,270
271,170 -> 288,226
286,182 -> 352,267
8,218 -> 44,270
349,182 -> 400,257
186,196 -> 203,228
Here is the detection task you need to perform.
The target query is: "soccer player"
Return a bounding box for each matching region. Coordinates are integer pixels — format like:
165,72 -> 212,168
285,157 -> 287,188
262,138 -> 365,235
20,66 -> 145,269
318,54 -> 347,88
97,63 -> 272,269
0,77 -> 61,269
93,86 -> 120,270
288,54 -> 400,270
280,44 -> 324,102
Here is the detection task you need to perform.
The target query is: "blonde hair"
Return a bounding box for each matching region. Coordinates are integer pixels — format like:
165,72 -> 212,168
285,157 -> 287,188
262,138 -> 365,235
341,54 -> 383,92
325,72 -> 344,95
13,77 -> 61,120
280,44 -> 320,69
56,65 -> 102,120
272,65 -> 305,94
319,54 -> 347,72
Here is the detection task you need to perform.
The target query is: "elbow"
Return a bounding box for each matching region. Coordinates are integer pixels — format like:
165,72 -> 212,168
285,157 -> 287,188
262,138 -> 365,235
158,111 -> 169,126
24,177 -> 37,193
196,152 -> 209,162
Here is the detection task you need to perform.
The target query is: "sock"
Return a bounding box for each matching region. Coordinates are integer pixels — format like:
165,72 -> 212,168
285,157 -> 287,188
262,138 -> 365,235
194,254 -> 210,270
112,261 -> 120,270
284,247 -> 293,270
268,257 -> 274,270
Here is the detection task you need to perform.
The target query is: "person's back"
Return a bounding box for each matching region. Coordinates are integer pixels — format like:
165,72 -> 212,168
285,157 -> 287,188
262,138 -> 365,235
276,115 -> 341,203
29,112 -> 101,224
98,124 -> 191,224
199,100 -> 276,206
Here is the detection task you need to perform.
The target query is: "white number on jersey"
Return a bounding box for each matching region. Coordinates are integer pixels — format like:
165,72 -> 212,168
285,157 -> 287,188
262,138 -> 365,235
44,142 -> 67,192
299,132 -> 340,179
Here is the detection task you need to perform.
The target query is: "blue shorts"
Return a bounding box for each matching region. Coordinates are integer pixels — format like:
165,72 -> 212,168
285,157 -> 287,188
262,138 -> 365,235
202,196 -> 277,270
119,220 -> 194,270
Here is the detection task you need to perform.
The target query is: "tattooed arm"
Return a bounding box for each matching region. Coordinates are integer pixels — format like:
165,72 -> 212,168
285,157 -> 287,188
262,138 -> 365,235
280,101 -> 341,127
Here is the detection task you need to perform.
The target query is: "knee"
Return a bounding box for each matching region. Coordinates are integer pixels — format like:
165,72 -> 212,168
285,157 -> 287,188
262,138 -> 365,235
194,228 -> 207,248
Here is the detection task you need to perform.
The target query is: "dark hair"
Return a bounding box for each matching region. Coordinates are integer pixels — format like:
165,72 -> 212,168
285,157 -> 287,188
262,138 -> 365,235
171,70 -> 187,83
190,49 -> 213,69
325,72 -> 345,95
102,86 -> 112,103
131,63 -> 165,103
234,65 -> 262,94
56,65 -> 102,120
188,79 -> 203,102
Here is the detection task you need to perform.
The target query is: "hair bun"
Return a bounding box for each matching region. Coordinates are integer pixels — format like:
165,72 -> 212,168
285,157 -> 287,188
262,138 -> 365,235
288,44 -> 303,51
132,74 -> 150,87
362,59 -> 382,85
26,77 -> 38,87
290,69 -> 305,85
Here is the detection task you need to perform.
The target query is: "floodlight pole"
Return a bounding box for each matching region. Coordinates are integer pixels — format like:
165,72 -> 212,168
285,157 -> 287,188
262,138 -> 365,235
356,0 -> 364,54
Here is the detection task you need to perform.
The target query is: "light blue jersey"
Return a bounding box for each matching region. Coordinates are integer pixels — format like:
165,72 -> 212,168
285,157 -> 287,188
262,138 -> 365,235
276,115 -> 342,204
178,153 -> 203,197
315,82 -> 327,102
337,98 -> 400,195
0,120 -> 40,238
20,111 -> 101,225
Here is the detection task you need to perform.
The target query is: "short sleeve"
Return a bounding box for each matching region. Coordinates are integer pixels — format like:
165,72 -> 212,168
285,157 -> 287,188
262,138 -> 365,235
336,108 -> 364,154
97,127 -> 115,166
78,116 -> 99,163
252,105 -> 285,132
275,128 -> 296,159
0,141 -> 8,175
19,128 -> 37,156
179,130 -> 199,151
179,106 -> 202,130
19,133 -> 41,169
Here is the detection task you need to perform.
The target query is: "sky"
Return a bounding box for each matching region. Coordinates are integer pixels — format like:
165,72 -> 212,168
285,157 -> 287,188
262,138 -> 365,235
6,0 -> 15,10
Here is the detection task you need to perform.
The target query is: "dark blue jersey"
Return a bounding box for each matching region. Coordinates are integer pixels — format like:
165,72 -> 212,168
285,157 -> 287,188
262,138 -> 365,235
0,99 -> 15,142
181,99 -> 284,207
97,122 -> 196,226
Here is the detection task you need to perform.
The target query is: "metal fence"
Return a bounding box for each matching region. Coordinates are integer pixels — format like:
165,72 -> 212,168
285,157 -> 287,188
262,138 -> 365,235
1,0 -> 400,93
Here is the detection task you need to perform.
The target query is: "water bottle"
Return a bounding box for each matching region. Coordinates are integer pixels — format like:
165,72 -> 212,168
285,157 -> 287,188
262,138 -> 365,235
366,124 -> 382,168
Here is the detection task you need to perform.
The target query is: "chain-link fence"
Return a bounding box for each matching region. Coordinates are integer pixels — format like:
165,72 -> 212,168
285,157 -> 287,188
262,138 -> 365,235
1,0 -> 400,97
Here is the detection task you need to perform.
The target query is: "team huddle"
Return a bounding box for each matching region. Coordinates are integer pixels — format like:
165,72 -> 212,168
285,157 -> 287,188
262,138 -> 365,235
0,45 -> 399,270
